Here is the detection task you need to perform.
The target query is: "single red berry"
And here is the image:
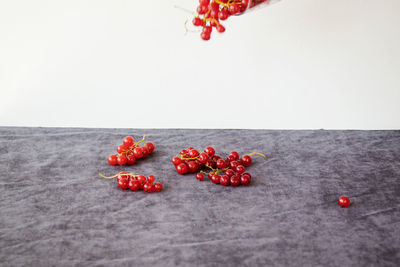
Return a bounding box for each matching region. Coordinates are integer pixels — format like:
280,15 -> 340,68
225,169 -> 235,177
241,155 -> 252,167
143,182 -> 154,193
216,159 -> 227,169
188,149 -> 199,158
230,175 -> 240,186
241,0 -> 249,6
209,2 -> 219,11
338,196 -> 350,207
108,154 -> 118,165
220,175 -> 230,186
211,174 -> 221,184
187,146 -> 195,150
147,175 -> 156,184
242,172 -> 252,180
204,147 -> 215,157
117,154 -> 128,165
117,144 -> 129,154
199,0 -> 210,6
117,172 -> 129,190
201,32 -> 211,41
137,175 -> 147,188
230,160 -> 240,170
196,173 -> 204,181
229,151 -> 240,160
129,179 -> 140,191
208,171 -> 215,179
212,155 -> 222,162
193,17 -> 202,26
198,152 -> 209,163
210,9 -> 219,19
142,146 -> 149,158
176,163 -> 189,174
240,174 -> 251,186
154,183 -> 163,192
226,154 -> 236,162
145,142 -> 155,154
123,136 -> 135,147
236,165 -> 245,175
172,156 -> 183,166
216,24 -> 225,33
133,147 -> 144,159
202,26 -> 212,34
126,154 -> 136,165
180,149 -> 188,155
187,161 -> 199,173
197,5 -> 208,15
218,9 -> 229,20
229,4 -> 239,14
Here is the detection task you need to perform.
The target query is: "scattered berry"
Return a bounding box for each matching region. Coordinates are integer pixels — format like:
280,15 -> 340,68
338,196 -> 350,207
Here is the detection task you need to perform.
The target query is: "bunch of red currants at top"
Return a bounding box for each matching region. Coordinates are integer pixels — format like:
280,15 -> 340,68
192,0 -> 270,40
171,146 -> 265,186
99,171 -> 163,193
107,135 -> 155,166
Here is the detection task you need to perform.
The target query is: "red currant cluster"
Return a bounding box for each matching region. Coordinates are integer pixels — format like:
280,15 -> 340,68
192,0 -> 269,40
99,172 -> 163,193
171,146 -> 265,186
107,135 -> 155,166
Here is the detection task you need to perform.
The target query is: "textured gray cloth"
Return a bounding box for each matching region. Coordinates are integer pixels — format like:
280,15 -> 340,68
0,127 -> 399,266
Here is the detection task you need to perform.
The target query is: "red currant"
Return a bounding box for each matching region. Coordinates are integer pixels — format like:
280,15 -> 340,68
230,160 -> 239,170
187,161 -> 199,173
229,151 -> 239,160
117,172 -> 129,190
137,175 -> 147,188
172,156 -> 182,166
126,154 -> 136,165
202,26 -> 212,34
241,155 -> 252,167
180,149 -> 188,155
218,9 -> 229,20
128,179 -> 140,191
176,163 -> 189,174
240,174 -> 251,186
236,165 -> 245,175
201,32 -> 211,41
338,196 -> 350,207
154,183 -> 163,192
230,175 -> 240,187
145,142 -> 155,154
216,24 -> 225,33
193,17 -> 202,26
188,149 -> 199,158
117,154 -> 128,165
199,0 -> 210,5
143,182 -> 154,193
204,147 -> 215,157
225,169 -> 235,177
198,152 -> 209,163
196,173 -> 204,181
123,136 -> 134,147
142,146 -> 149,158
216,159 -> 227,169
108,154 -> 118,165
211,174 -> 221,184
220,175 -> 230,186
117,144 -> 128,154
147,175 -> 156,184
133,147 -> 144,159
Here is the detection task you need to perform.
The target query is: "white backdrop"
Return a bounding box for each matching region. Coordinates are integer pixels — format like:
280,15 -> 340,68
0,0 -> 399,129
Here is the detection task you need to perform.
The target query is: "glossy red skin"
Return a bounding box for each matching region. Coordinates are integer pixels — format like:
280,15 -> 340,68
224,169 -> 235,177
216,159 -> 227,169
143,182 -> 154,193
187,161 -> 199,173
147,175 -> 156,184
123,136 -> 134,147
226,154 -> 236,162
176,163 -> 189,174
172,156 -> 182,166
241,155 -> 252,167
236,165 -> 246,175
145,142 -> 155,154
198,153 -> 209,164
230,175 -> 240,187
117,154 -> 128,165
188,149 -> 199,158
154,183 -> 163,192
240,174 -> 251,186
142,146 -> 149,158
133,147 -> 144,159
220,175 -> 230,186
338,196 -> 350,207
117,172 -> 130,190
211,174 -> 221,184
128,180 -> 140,191
137,175 -> 147,189
126,154 -> 136,165
230,160 -> 240,170
204,147 -> 215,157
229,151 -> 240,160
180,149 -> 188,155
196,173 -> 204,181
108,155 -> 118,165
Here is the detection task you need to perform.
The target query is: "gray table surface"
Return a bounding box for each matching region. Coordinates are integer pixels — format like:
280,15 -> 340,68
0,127 -> 399,266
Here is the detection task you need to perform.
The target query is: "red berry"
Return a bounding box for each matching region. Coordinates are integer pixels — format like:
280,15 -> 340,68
229,151 -> 240,160
198,152 -> 209,163
188,149 -> 199,158
240,174 -> 251,186
108,154 -> 118,165
154,183 -> 163,192
229,4 -> 239,14
211,174 -> 221,184
142,146 -> 149,158
133,147 -> 144,159
241,155 -> 252,167
209,2 -> 219,11
172,156 -> 182,166
216,159 -> 227,169
199,0 -> 210,6
197,5 -> 208,14
230,160 -> 240,170
202,26 -> 212,34
220,175 -> 230,186
187,146 -> 195,150
225,169 -> 235,177
137,175 -> 147,188
176,163 -> 189,174
117,154 -> 128,165
196,173 -> 204,181
147,175 -> 156,184
204,147 -> 215,157
201,32 -> 211,41
117,144 -> 129,154
208,171 -> 215,179
210,9 -> 219,19
180,149 -> 188,155
216,24 -> 225,33
117,172 -> 129,190
236,165 -> 245,175
193,17 -> 202,26
126,154 -> 136,165
129,179 -> 140,191
187,161 -> 199,173
123,136 -> 134,147
338,196 -> 350,207
143,182 -> 154,193
145,142 -> 155,154
230,175 -> 240,186
218,9 -> 229,20
226,154 -> 236,162
241,0 -> 249,6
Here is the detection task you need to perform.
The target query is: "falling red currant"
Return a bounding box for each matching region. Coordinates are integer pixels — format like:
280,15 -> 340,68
338,196 -> 350,207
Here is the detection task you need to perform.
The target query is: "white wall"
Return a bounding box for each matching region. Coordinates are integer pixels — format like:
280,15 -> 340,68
0,0 -> 399,129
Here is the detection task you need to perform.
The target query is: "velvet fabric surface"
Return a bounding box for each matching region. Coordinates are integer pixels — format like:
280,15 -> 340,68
0,127 -> 399,266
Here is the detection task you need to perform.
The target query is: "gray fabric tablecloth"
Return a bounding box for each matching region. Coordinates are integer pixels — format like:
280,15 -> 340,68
0,127 -> 399,266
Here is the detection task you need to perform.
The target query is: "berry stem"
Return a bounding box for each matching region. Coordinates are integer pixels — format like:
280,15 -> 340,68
248,152 -> 266,158
98,172 -> 136,179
